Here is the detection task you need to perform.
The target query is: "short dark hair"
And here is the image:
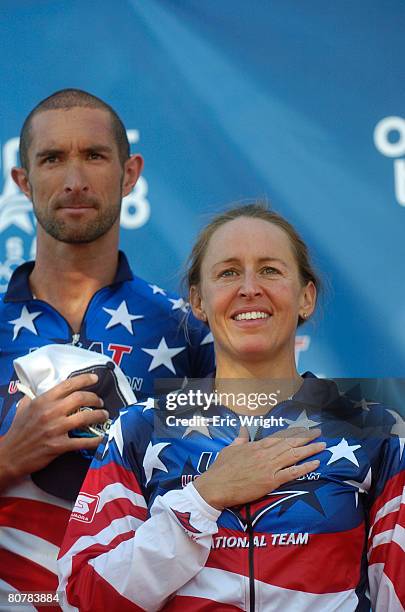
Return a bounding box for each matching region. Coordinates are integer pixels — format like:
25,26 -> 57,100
19,88 -> 130,169
185,202 -> 321,327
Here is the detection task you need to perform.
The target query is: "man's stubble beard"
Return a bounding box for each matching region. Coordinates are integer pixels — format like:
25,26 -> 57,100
33,197 -> 122,244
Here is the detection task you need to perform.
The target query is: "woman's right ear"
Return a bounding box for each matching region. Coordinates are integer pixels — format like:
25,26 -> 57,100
189,286 -> 207,322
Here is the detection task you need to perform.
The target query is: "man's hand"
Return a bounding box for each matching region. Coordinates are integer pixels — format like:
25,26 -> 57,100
194,427 -> 326,510
0,373 -> 108,490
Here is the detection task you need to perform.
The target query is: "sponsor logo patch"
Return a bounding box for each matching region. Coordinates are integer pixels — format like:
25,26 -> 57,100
71,492 -> 99,523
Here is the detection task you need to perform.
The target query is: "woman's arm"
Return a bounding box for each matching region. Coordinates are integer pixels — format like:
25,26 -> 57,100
57,415 -> 220,612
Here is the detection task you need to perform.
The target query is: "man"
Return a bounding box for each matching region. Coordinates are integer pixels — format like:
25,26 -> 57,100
0,89 -> 213,603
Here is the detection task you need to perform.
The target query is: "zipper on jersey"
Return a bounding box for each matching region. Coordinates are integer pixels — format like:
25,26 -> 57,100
29,279 -> 116,346
246,504 -> 256,612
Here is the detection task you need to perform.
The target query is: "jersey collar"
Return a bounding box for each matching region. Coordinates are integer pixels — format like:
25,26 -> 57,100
4,250 -> 134,303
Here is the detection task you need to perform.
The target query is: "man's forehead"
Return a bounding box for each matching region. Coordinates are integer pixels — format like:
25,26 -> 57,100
29,107 -> 115,147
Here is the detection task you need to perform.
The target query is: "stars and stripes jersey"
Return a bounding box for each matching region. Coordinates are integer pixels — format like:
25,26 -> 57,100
0,252 -> 214,609
58,375 -> 405,611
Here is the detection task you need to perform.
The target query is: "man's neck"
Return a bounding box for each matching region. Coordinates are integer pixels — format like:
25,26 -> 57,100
30,237 -> 120,333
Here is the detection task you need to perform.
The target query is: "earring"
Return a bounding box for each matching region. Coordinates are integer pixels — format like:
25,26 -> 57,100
301,312 -> 308,320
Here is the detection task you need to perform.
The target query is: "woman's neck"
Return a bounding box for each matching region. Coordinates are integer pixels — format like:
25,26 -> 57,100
214,357 -> 303,415
215,355 -> 301,381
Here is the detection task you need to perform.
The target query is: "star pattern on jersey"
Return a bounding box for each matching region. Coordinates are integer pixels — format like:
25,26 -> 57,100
325,438 -> 362,467
138,397 -> 156,412
143,441 -> 170,485
148,284 -> 166,296
102,416 -> 124,458
387,409 -> 405,460
201,331 -> 214,345
269,478 -> 327,517
353,398 -> 379,412
160,455 -> 196,491
142,337 -> 186,374
344,467 -> 372,507
230,478 -> 327,529
103,300 -> 143,335
182,412 -> 213,439
284,409 -> 321,429
8,305 -> 42,341
168,297 -> 189,313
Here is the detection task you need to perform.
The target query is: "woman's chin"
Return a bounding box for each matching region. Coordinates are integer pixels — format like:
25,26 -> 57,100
231,342 -> 276,363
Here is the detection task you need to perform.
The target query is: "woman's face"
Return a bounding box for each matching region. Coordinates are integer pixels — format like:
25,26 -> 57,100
190,217 -> 316,369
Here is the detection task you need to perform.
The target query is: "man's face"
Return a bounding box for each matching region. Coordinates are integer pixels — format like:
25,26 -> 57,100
19,107 -> 134,244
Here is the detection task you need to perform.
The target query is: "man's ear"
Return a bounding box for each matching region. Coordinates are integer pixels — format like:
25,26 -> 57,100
189,285 -> 207,322
122,154 -> 144,197
11,167 -> 32,200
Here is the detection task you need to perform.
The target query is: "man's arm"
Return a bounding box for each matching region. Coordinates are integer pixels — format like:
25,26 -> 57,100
0,373 -> 108,493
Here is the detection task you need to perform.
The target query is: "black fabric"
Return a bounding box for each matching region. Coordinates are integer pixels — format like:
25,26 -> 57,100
31,361 -> 129,500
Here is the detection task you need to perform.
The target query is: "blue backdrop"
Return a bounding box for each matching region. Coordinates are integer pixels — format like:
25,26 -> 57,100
1,0 -> 404,377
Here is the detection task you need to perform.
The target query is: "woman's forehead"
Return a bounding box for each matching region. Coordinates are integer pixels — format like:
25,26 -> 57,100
204,217 -> 295,262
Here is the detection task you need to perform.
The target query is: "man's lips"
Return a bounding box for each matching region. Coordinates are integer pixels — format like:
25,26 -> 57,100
56,205 -> 96,217
55,196 -> 99,209
57,203 -> 96,209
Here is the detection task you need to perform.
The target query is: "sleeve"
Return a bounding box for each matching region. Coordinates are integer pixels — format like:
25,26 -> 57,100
367,433 -> 405,611
57,418 -> 220,612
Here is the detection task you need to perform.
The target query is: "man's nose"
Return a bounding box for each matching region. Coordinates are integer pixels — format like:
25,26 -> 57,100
63,162 -> 89,193
238,272 -> 263,297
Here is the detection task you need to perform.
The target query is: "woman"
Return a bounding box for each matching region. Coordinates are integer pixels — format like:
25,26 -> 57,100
58,204 -> 404,611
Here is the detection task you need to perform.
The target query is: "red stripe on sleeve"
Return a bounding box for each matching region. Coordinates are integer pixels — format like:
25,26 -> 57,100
368,541 -> 405,604
369,472 -> 405,526
66,532 -> 143,612
81,462 -> 144,497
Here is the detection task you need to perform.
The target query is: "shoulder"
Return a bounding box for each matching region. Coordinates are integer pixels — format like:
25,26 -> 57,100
99,401 -> 156,461
120,275 -> 211,340
123,275 -> 185,314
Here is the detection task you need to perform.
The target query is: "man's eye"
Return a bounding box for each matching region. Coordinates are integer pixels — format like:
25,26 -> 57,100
44,156 -> 58,164
88,152 -> 102,160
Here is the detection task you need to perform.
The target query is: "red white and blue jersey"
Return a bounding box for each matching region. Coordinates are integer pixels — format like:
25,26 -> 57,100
0,252 -> 214,608
58,375 -> 405,611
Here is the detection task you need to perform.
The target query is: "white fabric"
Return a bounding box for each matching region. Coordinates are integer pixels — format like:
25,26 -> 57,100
2,476 -> 72,509
95,482 -> 147,514
368,563 -> 404,612
14,343 -> 136,404
0,578 -> 37,612
58,483 -> 220,611
1,527 -> 59,573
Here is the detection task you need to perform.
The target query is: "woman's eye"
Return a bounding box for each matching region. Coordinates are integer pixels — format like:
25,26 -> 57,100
262,266 -> 280,275
220,269 -> 237,278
